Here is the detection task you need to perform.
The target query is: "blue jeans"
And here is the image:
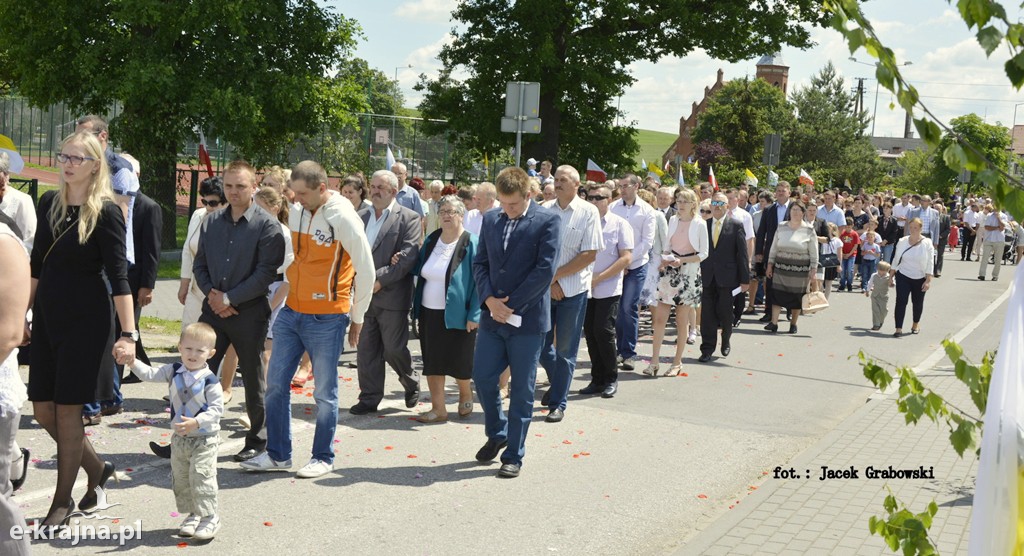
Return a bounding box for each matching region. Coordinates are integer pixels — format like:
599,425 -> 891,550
615,265 -> 647,359
839,257 -> 856,290
539,291 -> 588,411
881,244 -> 895,264
265,306 -> 349,465
473,327 -> 544,467
84,367 -> 122,417
859,259 -> 878,291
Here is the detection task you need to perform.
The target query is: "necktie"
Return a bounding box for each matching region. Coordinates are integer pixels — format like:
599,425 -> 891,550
713,219 -> 722,247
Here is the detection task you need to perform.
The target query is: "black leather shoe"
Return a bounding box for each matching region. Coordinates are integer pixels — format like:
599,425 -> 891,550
541,390 -> 551,406
758,314 -> 772,323
721,344 -> 731,357
234,448 -> 259,462
579,383 -> 603,395
733,317 -> 741,327
545,408 -> 564,423
788,324 -> 798,334
497,463 -> 521,478
697,353 -> 712,363
149,441 -> 171,459
405,388 -> 420,409
349,401 -> 378,415
10,448 -> 28,491
764,322 -> 778,333
121,373 -> 143,385
601,383 -> 618,398
475,439 -> 508,462
100,404 -> 124,417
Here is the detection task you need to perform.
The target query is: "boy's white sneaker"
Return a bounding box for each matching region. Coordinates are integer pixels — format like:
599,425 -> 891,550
192,514 -> 220,541
178,514 -> 201,537
239,452 -> 292,472
296,458 -> 333,479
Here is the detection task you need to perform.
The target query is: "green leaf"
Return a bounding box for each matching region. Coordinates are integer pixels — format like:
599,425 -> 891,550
905,394 -> 927,423
928,501 -> 938,517
1000,188 -> 1024,224
943,143 -> 968,171
847,28 -> 867,54
884,493 -> 898,513
962,144 -> 989,172
914,118 -> 942,146
977,25 -> 1003,55
1007,23 -> 1023,48
943,339 -> 964,365
967,0 -> 993,28
1006,52 -> 1024,89
949,418 -> 977,457
957,0 -> 976,27
875,63 -> 895,90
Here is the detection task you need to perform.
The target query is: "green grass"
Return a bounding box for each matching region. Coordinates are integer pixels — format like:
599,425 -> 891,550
139,316 -> 182,337
635,128 -> 677,169
158,258 -> 181,279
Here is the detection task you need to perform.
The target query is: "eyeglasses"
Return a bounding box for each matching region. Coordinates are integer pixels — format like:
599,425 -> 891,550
201,199 -> 222,208
700,210 -> 712,215
56,154 -> 96,166
437,208 -> 460,216
710,200 -> 726,207
586,195 -> 609,201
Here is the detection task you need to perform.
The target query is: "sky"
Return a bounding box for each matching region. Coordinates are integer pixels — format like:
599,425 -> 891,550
331,0 -> 1024,139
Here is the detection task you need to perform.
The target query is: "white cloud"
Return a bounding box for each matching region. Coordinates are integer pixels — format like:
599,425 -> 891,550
393,0 -> 457,22
399,33 -> 456,106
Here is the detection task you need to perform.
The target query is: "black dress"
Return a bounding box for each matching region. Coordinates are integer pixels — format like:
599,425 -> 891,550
29,191 -> 130,405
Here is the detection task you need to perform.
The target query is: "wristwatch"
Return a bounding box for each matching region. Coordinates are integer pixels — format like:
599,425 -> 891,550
120,330 -> 140,342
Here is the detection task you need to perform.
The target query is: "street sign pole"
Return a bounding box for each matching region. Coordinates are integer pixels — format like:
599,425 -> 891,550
516,82 -> 525,168
501,81 -> 542,169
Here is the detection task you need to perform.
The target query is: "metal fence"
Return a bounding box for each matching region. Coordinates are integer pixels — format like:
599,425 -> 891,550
0,95 -> 465,180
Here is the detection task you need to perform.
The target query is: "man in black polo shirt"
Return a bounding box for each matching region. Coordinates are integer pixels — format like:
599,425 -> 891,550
193,159 -> 285,462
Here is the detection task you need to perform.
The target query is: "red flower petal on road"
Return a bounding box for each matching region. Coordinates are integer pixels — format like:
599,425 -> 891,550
562,440 -> 572,445
679,373 -> 689,377
264,521 -> 273,526
384,446 -> 394,450
580,451 -> 590,456
746,372 -> 753,376
177,542 -> 188,548
777,353 -> 784,356
365,448 -> 372,452
407,454 -> 417,459
697,494 -> 707,499
572,454 -> 580,458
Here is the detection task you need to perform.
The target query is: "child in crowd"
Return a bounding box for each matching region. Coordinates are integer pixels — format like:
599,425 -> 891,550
838,217 -> 860,292
132,323 -> 224,541
865,261 -> 892,331
948,220 -> 959,252
859,220 -> 881,292
823,222 -> 843,298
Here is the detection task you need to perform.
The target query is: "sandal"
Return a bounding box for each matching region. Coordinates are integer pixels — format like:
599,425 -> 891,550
642,363 -> 659,377
666,364 -> 682,377
458,401 -> 473,418
82,414 -> 102,427
415,411 -> 448,424
911,328 -> 920,334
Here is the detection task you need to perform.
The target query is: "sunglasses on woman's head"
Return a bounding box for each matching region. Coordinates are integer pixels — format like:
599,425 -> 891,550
201,199 -> 222,207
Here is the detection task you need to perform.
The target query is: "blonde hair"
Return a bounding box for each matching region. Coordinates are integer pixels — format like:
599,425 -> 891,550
181,322 -> 217,348
51,131 -> 114,244
262,165 -> 289,193
674,187 -> 700,219
255,186 -> 288,224
636,189 -> 655,205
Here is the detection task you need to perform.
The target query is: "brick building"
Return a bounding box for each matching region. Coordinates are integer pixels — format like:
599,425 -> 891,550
661,54 -> 789,169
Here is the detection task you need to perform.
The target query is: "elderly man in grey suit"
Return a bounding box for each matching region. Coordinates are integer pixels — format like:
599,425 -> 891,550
350,170 -> 423,415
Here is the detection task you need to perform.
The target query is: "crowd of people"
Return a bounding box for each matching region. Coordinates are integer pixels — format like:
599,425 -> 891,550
0,125 -> 1019,548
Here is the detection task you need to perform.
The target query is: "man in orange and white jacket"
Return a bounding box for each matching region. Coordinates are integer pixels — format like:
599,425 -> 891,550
241,160 -> 375,480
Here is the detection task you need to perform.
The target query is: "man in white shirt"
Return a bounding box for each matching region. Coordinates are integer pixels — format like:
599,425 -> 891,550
960,202 -> 980,261
892,193 -> 912,233
978,204 -> 1007,281
609,174 -> 655,370
0,153 -> 36,252
818,190 -> 846,229
726,189 -> 754,326
464,182 -> 499,236
655,186 -> 676,219
538,165 -> 603,422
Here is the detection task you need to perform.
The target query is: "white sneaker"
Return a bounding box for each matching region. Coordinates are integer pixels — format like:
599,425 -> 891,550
178,514 -> 201,537
192,514 -> 220,541
686,330 -> 697,345
239,451 -> 292,472
296,458 -> 333,479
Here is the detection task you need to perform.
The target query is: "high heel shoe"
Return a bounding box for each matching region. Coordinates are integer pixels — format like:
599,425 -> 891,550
79,461 -> 117,512
40,498 -> 75,529
788,324 -> 798,334
642,362 -> 659,377
10,447 -> 28,491
764,322 -> 778,333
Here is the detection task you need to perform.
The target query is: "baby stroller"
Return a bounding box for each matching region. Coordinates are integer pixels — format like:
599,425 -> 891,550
1003,226 -> 1018,265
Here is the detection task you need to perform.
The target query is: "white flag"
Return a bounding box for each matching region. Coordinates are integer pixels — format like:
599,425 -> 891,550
968,267 -> 1024,554
385,145 -> 396,170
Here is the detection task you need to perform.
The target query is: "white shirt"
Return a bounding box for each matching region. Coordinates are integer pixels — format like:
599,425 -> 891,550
983,212 -> 1007,243
891,236 -> 936,279
0,186 -> 36,252
275,221 -> 294,276
893,202 -> 910,227
592,212 -> 634,299
729,206 -> 755,241
365,198 -> 396,247
421,237 -> 457,310
542,196 -> 604,298
962,209 -> 980,228
775,199 -> 791,224
464,200 -> 499,236
610,196 -> 656,269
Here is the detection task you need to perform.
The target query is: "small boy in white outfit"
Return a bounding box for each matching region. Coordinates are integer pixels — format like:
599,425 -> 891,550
865,261 -> 892,332
132,323 -> 223,541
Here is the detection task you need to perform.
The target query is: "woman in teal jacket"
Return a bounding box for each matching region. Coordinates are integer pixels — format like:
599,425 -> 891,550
412,195 -> 481,423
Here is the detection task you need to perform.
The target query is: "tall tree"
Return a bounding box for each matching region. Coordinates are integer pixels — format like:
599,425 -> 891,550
692,78 -> 795,168
933,113 -> 1011,196
417,0 -> 827,171
783,62 -> 881,187
0,0 -> 365,246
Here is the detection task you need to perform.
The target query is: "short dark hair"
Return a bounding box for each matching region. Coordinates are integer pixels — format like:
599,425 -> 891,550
495,167 -> 532,198
199,176 -> 225,201
290,160 -> 328,189
76,114 -> 108,134
341,174 -> 366,202
225,159 -> 257,184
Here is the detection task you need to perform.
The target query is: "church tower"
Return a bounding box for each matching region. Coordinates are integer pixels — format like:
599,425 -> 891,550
755,53 -> 789,95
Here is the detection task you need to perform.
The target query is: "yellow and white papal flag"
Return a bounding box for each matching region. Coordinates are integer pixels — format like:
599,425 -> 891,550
968,265 -> 1024,555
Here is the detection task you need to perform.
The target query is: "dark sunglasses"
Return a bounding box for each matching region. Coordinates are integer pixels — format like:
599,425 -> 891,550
586,195 -> 609,201
710,200 -> 726,206
201,199 -> 222,207
700,209 -> 712,214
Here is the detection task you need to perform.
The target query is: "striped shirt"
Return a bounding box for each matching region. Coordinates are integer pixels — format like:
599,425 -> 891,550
502,201 -> 529,250
543,196 -> 604,298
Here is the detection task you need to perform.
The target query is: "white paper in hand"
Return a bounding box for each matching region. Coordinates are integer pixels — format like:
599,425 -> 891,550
731,286 -> 743,297
506,314 -> 523,328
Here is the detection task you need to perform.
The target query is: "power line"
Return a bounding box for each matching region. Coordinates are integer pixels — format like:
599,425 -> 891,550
917,94 -> 1024,103
910,80 -> 1012,88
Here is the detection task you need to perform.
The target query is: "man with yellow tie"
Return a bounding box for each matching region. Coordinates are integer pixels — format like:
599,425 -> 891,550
698,193 -> 750,362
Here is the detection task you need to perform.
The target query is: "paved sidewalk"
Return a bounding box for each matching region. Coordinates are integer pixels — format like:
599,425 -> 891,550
676,290 -> 1008,556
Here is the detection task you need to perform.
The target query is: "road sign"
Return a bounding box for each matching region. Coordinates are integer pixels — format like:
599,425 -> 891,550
505,82 -> 540,119
763,134 -> 781,166
501,117 -> 542,134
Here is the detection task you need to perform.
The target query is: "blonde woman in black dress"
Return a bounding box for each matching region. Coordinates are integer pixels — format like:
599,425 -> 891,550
29,131 -> 136,526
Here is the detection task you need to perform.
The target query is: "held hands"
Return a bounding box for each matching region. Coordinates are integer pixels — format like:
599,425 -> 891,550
485,296 -> 513,324
174,417 -> 199,436
113,337 -> 136,366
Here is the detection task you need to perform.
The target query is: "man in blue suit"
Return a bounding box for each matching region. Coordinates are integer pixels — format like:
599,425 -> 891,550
472,166 -> 561,479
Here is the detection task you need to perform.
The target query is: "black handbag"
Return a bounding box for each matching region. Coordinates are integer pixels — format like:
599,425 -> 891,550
819,242 -> 840,268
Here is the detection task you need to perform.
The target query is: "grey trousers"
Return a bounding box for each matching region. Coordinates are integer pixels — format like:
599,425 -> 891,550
171,434 -> 220,517
0,410 -> 30,555
979,241 -> 1005,279
356,305 -> 419,407
871,295 -> 888,328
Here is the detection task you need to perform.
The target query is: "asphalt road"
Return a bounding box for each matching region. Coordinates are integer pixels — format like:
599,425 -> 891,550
12,251 -> 1013,555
